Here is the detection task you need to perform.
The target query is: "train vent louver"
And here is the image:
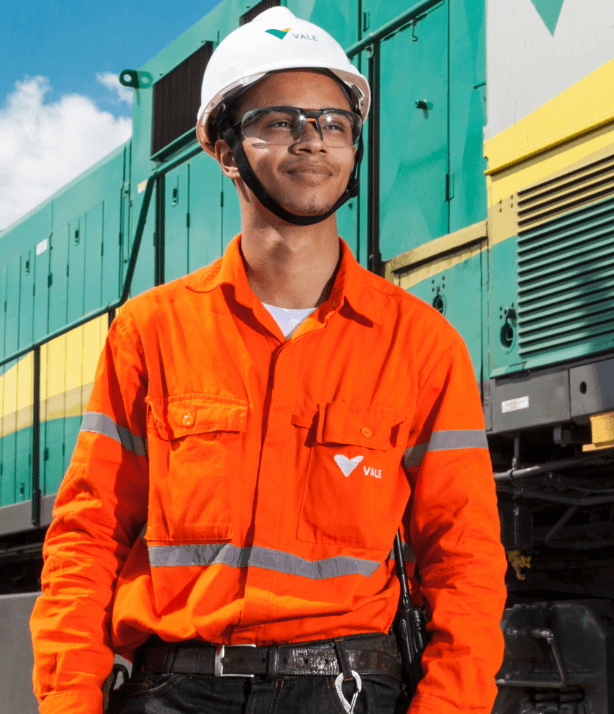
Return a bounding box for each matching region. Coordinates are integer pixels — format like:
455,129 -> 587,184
152,43 -> 213,157
516,154 -> 614,358
240,0 -> 281,26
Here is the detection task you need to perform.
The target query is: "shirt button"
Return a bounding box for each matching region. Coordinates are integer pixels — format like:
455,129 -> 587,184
361,427 -> 373,438
182,413 -> 193,427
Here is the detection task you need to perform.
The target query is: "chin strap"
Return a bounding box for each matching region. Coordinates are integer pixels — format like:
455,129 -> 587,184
216,103 -> 363,226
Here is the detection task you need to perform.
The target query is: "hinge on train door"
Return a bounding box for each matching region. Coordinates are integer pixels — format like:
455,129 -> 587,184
445,172 -> 455,201
48,274 -> 53,287
43,447 -> 49,461
220,192 -> 224,207
186,212 -> 190,228
66,264 -> 70,277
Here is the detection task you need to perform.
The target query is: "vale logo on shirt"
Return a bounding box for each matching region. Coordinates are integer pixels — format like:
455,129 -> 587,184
334,454 -> 382,479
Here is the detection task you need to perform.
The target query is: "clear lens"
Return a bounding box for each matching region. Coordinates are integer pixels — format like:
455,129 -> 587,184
240,107 -> 361,148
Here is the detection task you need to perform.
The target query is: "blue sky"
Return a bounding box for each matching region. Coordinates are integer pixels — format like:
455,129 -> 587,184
3,0 -> 222,118
1,0 -> 222,230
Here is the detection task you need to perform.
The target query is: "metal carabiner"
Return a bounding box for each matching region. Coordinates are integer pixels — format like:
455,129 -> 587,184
334,670 -> 362,714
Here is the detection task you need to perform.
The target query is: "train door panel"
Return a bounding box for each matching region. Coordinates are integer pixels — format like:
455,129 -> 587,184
378,2 -> 449,261
19,251 -> 34,350
5,256 -> 21,359
165,166 -> 189,282
84,202 -> 104,314
1,359 -> 18,506
34,237 -> 51,342
130,183 -> 157,298
48,227 -> 69,333
222,174 -> 241,253
15,355 -> 34,505
43,335 -> 66,495
448,0 -> 487,232
64,327 -> 84,473
0,266 -> 5,362
39,342 -> 48,496
408,247 -> 486,382
188,156 -> 223,272
67,216 -> 86,325
101,189 -> 121,305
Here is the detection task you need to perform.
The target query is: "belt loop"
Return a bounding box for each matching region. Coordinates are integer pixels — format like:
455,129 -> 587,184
334,638 -> 354,682
267,645 -> 280,680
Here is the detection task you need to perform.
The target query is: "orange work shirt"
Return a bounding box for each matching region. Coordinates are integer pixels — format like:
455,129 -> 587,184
31,236 -> 507,714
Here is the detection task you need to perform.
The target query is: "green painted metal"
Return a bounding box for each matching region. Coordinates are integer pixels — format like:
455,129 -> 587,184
188,155 -> 224,271
517,196 -> 614,360
529,0 -> 565,36
448,0 -> 487,233
408,250 -> 485,381
378,2 -> 449,261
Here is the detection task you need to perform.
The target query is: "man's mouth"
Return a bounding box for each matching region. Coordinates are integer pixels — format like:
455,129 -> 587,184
286,163 -> 334,180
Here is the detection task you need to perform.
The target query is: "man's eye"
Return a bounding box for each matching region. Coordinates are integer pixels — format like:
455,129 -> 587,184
323,122 -> 349,134
262,117 -> 294,130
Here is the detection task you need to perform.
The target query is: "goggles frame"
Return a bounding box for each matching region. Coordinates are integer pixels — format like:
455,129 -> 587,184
234,106 -> 363,148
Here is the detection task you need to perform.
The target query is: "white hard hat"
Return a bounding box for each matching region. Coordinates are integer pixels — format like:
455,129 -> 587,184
197,7 -> 370,145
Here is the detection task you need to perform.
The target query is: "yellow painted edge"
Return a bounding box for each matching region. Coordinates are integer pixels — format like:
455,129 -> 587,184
484,58 -> 614,175
0,383 -> 94,438
398,241 -> 485,290
487,123 -> 614,207
486,112 -> 614,176
385,220 -> 487,276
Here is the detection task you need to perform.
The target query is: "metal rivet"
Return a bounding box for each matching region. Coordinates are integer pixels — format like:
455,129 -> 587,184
182,413 -> 193,427
361,427 -> 373,438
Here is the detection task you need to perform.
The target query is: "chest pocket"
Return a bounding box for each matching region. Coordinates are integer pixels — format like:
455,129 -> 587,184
295,401 -> 410,550
146,395 -> 247,544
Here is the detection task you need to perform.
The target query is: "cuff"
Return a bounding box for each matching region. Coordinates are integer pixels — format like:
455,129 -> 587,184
39,688 -> 103,714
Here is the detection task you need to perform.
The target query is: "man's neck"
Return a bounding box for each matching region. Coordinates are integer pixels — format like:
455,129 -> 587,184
239,212 -> 341,309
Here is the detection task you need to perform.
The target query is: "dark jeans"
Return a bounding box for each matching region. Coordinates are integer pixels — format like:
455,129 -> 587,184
117,671 -> 410,714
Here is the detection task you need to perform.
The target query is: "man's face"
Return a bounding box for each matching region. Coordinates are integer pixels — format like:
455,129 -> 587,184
219,70 -> 357,217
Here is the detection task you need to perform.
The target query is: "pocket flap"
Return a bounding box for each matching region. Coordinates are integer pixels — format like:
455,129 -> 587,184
316,402 -> 409,450
147,395 -> 247,440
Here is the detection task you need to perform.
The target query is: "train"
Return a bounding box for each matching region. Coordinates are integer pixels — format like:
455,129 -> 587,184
1,0 -> 613,712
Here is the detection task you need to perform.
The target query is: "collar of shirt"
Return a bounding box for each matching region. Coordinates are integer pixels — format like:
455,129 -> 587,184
184,234 -> 383,327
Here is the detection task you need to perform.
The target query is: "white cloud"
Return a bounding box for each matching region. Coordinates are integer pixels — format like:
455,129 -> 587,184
96,72 -> 133,106
0,76 -> 132,231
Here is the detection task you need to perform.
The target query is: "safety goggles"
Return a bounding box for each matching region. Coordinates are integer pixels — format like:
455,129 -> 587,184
235,106 -> 363,148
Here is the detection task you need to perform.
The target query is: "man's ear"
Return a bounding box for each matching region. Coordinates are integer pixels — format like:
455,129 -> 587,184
215,139 -> 241,181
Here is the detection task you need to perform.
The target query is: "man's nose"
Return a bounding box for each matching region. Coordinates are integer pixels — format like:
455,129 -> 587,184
295,119 -> 326,150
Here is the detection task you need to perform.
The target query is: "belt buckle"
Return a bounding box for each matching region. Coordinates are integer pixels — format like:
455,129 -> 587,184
214,644 -> 257,677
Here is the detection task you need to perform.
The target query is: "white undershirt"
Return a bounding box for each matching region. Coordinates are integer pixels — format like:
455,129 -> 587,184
262,302 -> 315,339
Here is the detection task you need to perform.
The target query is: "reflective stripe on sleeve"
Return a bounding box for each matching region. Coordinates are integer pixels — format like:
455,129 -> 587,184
148,543 -> 380,579
403,429 -> 488,469
387,540 -> 415,564
81,412 -> 148,457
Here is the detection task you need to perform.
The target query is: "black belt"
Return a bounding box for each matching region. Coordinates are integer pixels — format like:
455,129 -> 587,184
134,632 -> 403,681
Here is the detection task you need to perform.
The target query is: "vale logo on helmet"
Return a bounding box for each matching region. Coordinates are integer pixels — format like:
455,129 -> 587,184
265,27 -> 317,41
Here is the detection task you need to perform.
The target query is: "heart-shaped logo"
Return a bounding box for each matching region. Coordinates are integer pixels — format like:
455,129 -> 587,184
334,454 -> 364,477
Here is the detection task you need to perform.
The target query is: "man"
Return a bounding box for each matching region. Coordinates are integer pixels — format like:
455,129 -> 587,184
31,8 -> 507,714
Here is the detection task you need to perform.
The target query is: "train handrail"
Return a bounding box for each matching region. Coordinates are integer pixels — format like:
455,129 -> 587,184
345,0 -> 442,58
